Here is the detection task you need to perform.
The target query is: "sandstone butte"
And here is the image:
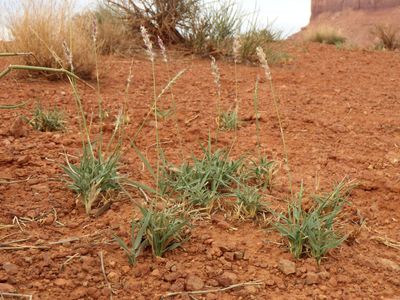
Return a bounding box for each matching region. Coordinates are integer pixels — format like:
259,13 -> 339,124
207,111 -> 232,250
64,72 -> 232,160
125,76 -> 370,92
296,0 -> 400,46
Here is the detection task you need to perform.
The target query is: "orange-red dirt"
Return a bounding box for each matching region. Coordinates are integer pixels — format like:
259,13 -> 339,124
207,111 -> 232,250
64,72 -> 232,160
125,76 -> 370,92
0,43 -> 400,299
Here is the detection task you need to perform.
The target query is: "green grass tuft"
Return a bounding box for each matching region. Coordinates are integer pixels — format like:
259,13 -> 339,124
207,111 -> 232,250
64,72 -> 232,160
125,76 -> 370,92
275,180 -> 354,264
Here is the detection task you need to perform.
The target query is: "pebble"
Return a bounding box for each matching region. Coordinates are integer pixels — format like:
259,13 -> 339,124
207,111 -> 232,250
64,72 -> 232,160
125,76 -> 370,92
278,259 -> 296,275
185,275 -> 204,291
217,271 -> 238,287
2,262 -> 18,275
305,272 -> 319,285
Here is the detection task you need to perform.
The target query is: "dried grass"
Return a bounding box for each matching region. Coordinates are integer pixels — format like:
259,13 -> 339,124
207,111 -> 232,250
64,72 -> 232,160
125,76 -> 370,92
1,0 -> 96,78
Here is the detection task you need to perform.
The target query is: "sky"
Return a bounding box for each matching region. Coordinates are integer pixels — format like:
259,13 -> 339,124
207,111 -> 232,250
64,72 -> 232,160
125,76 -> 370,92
1,0 -> 311,39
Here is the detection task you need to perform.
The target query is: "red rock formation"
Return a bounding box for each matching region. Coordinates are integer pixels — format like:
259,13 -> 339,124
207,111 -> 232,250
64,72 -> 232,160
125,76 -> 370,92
311,0 -> 400,18
295,0 -> 400,46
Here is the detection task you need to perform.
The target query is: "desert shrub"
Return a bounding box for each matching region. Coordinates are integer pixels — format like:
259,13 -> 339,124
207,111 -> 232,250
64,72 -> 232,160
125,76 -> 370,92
1,0 -> 96,78
28,104 -> 66,132
103,0 -> 284,62
239,23 -> 285,62
275,180 -> 353,264
372,24 -> 400,50
104,0 -> 202,44
305,26 -> 346,45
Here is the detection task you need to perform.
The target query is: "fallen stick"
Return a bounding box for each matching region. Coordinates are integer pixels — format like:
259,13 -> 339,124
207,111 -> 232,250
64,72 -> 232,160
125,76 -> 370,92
163,280 -> 263,298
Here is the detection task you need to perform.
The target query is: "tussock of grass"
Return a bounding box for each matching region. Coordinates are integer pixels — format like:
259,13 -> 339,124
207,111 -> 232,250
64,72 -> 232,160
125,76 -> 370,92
159,144 -> 244,208
1,0 -> 96,78
305,26 -> 346,45
275,180 -> 354,264
115,206 -> 189,263
28,104 -> 65,132
63,144 -> 121,214
372,24 -> 400,50
219,110 -> 240,131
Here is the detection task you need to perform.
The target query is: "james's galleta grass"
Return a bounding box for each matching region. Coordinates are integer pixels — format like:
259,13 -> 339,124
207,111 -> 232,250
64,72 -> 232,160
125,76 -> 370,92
0,42 -> 399,299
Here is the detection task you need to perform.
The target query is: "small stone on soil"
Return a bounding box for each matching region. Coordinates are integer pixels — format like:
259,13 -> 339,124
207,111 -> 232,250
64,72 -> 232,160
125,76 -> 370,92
278,259 -> 296,275
217,271 -> 238,287
185,275 -> 204,291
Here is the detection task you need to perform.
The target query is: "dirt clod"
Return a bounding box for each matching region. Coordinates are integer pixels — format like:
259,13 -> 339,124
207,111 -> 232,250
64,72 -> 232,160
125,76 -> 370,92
185,275 -> 204,291
278,259 -> 296,275
217,271 -> 238,287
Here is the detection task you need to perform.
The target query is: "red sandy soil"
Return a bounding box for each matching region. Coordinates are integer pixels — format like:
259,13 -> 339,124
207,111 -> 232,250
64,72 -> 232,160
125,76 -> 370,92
0,43 -> 400,299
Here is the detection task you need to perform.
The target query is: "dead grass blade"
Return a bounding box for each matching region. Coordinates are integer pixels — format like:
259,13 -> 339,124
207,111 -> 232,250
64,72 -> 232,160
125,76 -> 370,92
163,280 -> 263,298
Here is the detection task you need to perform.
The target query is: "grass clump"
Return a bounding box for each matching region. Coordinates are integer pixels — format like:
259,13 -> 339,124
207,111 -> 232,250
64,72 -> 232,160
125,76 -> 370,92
246,156 -> 278,190
234,185 -> 263,219
372,24 -> 400,50
306,26 -> 346,45
275,180 -> 353,264
143,207 -> 189,257
28,104 -> 65,132
115,207 -> 189,263
160,143 -> 244,208
219,110 -> 240,131
114,211 -> 150,265
63,144 -> 121,214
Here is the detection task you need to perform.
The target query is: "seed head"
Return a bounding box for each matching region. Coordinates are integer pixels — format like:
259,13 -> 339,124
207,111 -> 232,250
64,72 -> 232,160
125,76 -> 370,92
92,17 -> 98,44
233,36 -> 241,63
157,36 -> 168,63
62,41 -> 74,72
210,56 -> 221,92
256,47 -> 271,81
140,26 -> 154,62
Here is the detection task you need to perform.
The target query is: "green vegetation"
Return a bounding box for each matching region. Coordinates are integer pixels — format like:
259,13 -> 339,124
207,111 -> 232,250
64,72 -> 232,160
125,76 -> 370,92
28,104 -> 66,132
275,180 -> 353,264
306,27 -> 346,45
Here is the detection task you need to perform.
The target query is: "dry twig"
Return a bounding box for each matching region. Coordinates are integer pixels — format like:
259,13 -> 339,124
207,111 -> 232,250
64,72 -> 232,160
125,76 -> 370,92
99,251 -> 114,300
163,280 -> 263,297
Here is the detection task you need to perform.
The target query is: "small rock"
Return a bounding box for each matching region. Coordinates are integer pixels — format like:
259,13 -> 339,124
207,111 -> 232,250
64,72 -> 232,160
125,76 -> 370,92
206,279 -> 219,287
233,251 -> 244,260
245,285 -> 258,294
2,263 -> 18,275
224,252 -> 235,262
9,117 -> 28,138
305,272 -> 319,285
185,275 -> 204,291
150,269 -> 161,278
319,271 -> 330,280
54,278 -> 68,287
121,266 -> 131,274
218,271 -> 238,287
125,278 -> 142,290
0,283 -> 16,293
278,259 -> 296,275
107,271 -> 120,283
71,287 -> 86,299
170,278 -> 185,292
164,272 -> 180,282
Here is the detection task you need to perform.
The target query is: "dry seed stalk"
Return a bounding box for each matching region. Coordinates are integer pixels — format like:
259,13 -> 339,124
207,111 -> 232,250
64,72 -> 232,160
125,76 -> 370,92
256,47 -> 292,193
